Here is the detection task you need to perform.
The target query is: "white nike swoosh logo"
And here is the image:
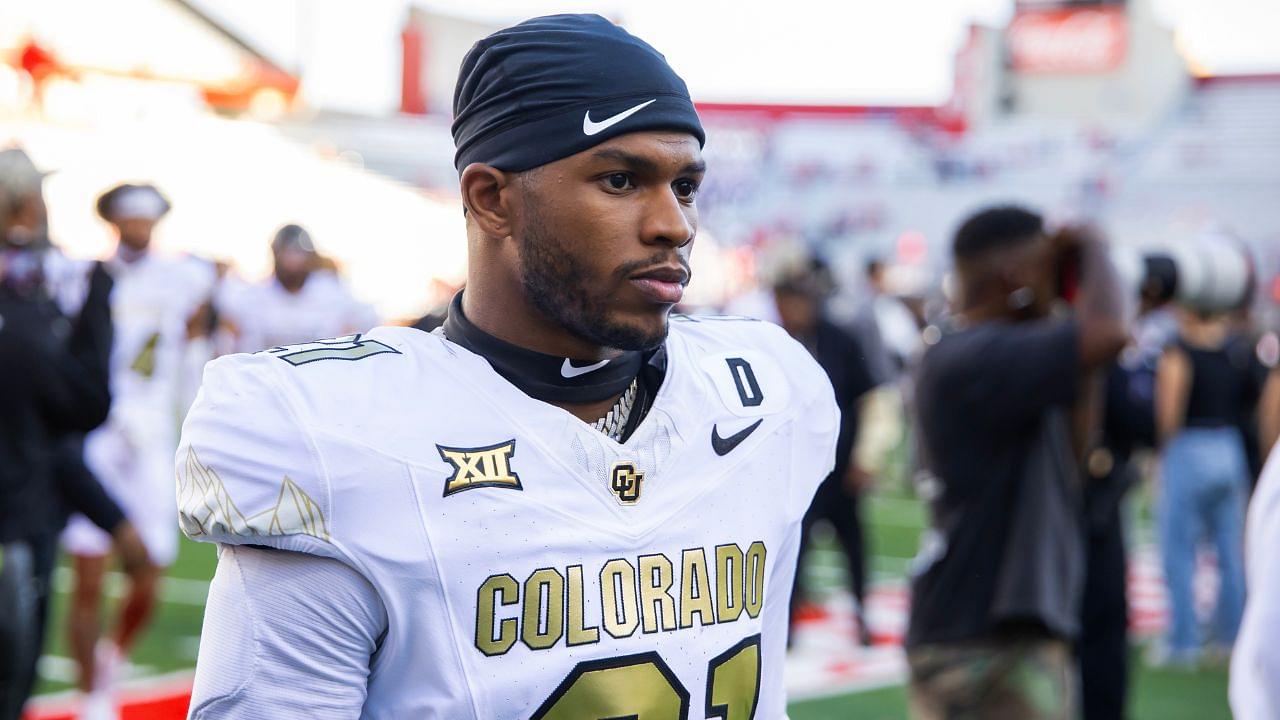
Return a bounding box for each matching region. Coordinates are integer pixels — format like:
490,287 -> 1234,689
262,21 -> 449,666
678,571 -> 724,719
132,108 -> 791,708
582,99 -> 657,136
561,358 -> 611,378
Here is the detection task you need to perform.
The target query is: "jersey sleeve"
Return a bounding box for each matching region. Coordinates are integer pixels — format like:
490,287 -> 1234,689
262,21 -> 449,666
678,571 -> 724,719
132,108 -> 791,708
736,321 -> 840,519
1232,447 -> 1280,719
176,352 -> 342,561
787,337 -> 841,519
189,545 -> 385,719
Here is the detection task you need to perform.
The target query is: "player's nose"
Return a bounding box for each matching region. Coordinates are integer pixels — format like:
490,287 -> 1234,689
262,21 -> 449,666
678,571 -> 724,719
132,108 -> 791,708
641,188 -> 695,248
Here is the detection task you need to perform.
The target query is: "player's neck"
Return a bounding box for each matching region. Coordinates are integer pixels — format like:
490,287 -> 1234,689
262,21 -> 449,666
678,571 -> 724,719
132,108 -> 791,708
462,280 -> 617,362
444,292 -> 645,418
116,244 -> 149,264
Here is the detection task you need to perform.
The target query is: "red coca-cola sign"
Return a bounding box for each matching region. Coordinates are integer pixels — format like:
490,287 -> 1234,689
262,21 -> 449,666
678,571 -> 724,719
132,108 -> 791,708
1007,7 -> 1128,73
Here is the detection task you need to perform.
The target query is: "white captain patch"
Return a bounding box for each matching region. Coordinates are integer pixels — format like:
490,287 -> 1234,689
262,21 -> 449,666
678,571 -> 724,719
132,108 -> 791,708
697,350 -> 791,418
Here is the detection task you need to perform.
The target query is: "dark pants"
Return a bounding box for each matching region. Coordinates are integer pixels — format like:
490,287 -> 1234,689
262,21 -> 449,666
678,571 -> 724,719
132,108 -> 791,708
0,540 -> 39,720
1079,508 -> 1129,720
0,535 -> 58,720
790,473 -> 866,627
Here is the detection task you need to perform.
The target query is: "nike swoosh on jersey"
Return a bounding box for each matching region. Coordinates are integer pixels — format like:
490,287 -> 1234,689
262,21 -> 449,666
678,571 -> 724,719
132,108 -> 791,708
560,358 -> 611,378
711,419 -> 764,456
582,99 -> 657,136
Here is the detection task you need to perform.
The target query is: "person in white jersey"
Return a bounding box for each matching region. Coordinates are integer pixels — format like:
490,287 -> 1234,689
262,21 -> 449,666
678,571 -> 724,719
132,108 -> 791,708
217,224 -> 376,354
62,183 -> 215,719
178,15 -> 839,718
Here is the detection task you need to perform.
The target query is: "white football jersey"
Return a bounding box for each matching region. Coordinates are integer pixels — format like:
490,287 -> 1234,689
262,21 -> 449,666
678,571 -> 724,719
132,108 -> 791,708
105,252 -> 216,434
219,271 -> 377,354
177,317 -> 838,719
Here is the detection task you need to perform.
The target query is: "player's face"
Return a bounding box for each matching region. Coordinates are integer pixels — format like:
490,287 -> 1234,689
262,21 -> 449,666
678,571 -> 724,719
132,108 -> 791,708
513,132 -> 704,351
114,217 -> 157,253
274,246 -> 313,288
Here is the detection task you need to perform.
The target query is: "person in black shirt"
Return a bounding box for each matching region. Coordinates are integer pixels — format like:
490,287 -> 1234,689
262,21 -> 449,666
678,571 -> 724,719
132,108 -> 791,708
907,206 -> 1128,720
1154,308 -> 1254,665
0,148 -> 149,720
772,259 -> 880,646
1079,355 -> 1156,720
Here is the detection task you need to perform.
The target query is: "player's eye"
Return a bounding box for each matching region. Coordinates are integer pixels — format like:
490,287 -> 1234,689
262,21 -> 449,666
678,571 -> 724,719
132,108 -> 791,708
604,173 -> 634,192
673,179 -> 699,201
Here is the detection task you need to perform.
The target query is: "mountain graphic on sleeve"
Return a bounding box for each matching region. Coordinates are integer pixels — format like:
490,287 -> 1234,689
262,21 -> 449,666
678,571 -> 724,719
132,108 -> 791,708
178,447 -> 329,542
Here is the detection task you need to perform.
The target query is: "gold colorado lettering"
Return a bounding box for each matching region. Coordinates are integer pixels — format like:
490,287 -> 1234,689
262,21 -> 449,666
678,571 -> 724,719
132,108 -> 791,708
473,541 -> 768,657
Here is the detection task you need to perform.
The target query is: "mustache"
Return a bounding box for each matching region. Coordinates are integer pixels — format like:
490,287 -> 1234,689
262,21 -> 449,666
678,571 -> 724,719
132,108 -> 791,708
614,252 -> 692,283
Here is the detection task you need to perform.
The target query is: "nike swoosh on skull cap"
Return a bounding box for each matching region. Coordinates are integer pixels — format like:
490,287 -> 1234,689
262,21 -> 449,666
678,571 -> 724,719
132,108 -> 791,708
582,99 -> 658,136
561,358 -> 611,378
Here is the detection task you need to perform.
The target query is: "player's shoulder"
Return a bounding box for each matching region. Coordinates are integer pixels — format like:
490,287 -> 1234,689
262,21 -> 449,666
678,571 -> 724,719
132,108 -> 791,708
179,327 -> 448,554
223,327 -> 456,423
668,313 -> 831,407
669,312 -> 784,347
213,325 -> 441,391
671,314 -> 825,376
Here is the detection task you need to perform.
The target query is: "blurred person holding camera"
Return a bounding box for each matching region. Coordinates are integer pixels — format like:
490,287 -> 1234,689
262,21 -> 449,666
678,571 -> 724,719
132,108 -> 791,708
217,224 -> 377,354
906,206 -> 1129,720
1152,303 -> 1257,667
60,182 -> 214,719
0,148 -> 149,720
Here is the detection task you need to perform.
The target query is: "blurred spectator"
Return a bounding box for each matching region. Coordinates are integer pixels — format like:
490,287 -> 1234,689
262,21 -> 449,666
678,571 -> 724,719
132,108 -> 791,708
849,258 -> 920,490
1153,307 -> 1253,667
0,148 -> 115,720
1262,367 -> 1280,458
1079,352 -> 1157,720
860,258 -> 923,381
61,182 -> 215,718
1225,313 -> 1270,486
906,207 -> 1128,720
769,257 -> 880,646
217,224 -> 377,353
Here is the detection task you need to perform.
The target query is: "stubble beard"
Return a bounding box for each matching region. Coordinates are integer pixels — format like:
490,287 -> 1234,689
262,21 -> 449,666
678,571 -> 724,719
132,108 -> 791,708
516,206 -> 668,353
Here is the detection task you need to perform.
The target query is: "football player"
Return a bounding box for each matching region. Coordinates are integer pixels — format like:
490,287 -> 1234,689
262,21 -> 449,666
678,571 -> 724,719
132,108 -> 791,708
179,15 -> 838,718
63,183 -> 216,719
217,224 -> 377,353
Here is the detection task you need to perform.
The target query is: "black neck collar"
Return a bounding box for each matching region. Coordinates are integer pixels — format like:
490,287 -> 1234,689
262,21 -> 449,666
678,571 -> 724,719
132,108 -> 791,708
441,293 -> 646,404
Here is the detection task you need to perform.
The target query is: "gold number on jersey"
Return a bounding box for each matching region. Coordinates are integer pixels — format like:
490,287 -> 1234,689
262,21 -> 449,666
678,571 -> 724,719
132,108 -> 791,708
531,651 -> 687,719
264,333 -> 400,366
530,635 -> 762,720
129,331 -> 160,378
705,636 -> 761,720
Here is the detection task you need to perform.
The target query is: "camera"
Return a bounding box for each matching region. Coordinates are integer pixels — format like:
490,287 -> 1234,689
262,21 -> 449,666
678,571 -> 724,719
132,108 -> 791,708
1055,231 -> 1254,314
1110,236 -> 1254,314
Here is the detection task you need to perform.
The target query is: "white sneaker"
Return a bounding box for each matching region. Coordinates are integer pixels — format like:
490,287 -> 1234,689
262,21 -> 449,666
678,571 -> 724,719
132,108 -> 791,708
78,691 -> 118,720
92,640 -> 122,692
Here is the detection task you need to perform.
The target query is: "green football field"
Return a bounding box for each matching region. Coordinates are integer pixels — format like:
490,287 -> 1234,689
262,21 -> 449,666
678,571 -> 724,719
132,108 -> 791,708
34,482 -> 1231,718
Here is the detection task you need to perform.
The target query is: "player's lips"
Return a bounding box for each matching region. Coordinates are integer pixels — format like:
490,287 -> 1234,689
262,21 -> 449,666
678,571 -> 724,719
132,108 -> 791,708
628,266 -> 689,304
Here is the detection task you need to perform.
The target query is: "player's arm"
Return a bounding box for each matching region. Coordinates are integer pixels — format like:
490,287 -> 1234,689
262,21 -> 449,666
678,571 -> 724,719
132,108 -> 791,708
189,544 -> 385,719
1231,446 -> 1280,719
178,352 -> 381,714
1154,345 -> 1191,445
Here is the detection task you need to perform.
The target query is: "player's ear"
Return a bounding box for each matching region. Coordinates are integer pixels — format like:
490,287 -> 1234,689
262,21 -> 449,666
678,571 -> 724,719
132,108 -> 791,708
460,163 -> 514,239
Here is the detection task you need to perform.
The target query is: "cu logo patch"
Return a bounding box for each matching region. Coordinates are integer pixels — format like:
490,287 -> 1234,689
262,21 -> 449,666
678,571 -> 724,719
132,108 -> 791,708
437,440 -> 522,497
609,462 -> 644,505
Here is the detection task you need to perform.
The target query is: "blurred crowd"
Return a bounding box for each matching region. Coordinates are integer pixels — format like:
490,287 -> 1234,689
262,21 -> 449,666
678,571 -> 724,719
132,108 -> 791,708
2,133 -> 1279,720
0,147 -> 376,720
